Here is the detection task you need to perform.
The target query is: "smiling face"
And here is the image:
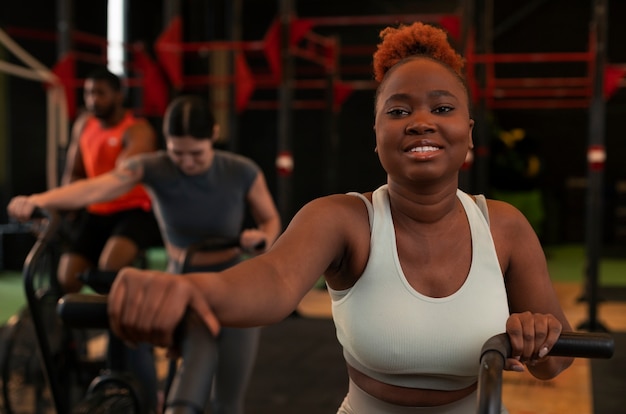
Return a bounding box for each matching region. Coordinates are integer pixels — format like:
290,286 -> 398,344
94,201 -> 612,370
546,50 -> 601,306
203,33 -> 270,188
166,135 -> 215,176
374,57 -> 474,187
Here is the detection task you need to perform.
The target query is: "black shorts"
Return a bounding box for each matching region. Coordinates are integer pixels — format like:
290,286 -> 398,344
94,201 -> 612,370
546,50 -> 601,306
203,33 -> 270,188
62,208 -> 163,265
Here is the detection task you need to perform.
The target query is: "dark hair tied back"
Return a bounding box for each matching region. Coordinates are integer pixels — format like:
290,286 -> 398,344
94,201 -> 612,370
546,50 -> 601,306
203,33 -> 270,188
163,95 -> 216,139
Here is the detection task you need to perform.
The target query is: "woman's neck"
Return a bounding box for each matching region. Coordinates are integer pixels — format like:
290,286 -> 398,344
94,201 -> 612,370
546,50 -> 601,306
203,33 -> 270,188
386,180 -> 459,224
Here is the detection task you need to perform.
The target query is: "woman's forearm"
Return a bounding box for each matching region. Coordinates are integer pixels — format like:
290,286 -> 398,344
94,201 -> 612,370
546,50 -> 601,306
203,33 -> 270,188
185,258 -> 301,327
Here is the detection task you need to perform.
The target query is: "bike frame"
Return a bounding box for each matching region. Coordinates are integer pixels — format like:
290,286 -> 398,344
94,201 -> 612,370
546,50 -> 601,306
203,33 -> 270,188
58,293 -> 216,414
21,210 -> 68,413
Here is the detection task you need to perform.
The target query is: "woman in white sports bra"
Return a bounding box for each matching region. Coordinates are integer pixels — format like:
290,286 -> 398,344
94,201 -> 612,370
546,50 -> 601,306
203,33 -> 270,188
107,22 -> 574,414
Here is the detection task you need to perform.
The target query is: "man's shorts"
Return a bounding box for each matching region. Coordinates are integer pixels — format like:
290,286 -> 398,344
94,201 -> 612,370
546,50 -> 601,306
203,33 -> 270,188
62,208 -> 163,265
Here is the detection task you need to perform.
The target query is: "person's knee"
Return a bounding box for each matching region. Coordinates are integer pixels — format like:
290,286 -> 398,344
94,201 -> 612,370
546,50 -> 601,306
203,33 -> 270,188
99,235 -> 140,270
57,253 -> 91,293
57,272 -> 82,293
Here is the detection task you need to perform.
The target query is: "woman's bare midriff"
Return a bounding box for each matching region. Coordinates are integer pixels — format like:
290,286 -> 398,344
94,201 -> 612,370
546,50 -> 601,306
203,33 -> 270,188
166,244 -> 240,268
347,364 -> 477,407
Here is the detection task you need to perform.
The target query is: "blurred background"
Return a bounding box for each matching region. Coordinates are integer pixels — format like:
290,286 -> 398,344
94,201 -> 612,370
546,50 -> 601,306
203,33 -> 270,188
1,0 -> 626,257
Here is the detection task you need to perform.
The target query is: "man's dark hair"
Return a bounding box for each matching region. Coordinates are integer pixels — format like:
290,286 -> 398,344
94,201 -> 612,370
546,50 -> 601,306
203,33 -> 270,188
85,67 -> 123,92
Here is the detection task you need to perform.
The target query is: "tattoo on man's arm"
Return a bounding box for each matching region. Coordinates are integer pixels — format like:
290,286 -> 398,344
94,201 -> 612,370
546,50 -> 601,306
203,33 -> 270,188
113,159 -> 141,181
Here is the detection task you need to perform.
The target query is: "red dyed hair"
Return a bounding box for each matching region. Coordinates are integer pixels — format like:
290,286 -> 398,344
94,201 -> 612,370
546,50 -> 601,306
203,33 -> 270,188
373,22 -> 464,82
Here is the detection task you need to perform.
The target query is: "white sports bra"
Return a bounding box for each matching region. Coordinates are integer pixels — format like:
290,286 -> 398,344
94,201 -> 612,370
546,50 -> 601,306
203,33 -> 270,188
328,185 -> 509,390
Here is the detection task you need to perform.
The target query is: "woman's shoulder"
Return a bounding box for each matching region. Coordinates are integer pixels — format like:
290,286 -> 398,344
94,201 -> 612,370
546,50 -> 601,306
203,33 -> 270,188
482,197 -> 534,234
483,197 -> 525,216
297,192 -> 373,226
214,149 -> 255,163
214,150 -> 260,172
134,151 -> 172,174
289,194 -> 373,260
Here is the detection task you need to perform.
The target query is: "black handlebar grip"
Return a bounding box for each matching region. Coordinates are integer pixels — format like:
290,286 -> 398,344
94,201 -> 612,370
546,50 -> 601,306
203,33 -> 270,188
481,331 -> 615,361
57,293 -> 109,330
550,331 -> 614,359
30,207 -> 51,220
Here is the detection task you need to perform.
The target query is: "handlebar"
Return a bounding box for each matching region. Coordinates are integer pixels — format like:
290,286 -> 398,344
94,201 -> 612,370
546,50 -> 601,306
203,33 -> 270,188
180,237 -> 241,273
477,331 -> 614,414
181,237 -> 266,270
57,293 -> 217,414
5,206 -> 50,235
78,237 -> 266,294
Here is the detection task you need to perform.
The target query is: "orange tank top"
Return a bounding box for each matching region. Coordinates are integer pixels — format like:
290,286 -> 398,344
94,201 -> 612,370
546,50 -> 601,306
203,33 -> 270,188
79,112 -> 152,214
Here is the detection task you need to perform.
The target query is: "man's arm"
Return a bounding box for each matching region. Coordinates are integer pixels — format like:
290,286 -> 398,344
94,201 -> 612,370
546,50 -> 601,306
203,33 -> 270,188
61,113 -> 89,186
7,157 -> 146,221
118,118 -> 158,164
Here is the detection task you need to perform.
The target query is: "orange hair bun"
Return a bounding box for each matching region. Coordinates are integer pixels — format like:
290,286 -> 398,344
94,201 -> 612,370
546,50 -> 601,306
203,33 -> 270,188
373,22 -> 464,82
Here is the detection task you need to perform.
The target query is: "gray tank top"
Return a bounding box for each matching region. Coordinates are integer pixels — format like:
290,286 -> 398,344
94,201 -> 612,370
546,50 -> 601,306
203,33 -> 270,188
139,150 -> 259,248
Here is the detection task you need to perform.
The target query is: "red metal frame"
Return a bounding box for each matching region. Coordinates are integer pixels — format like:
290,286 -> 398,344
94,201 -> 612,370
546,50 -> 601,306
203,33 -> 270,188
465,28 -> 597,109
7,10 -> 625,114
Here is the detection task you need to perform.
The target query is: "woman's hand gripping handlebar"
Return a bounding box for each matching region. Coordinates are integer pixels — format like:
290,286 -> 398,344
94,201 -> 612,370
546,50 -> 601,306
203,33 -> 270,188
477,331 -> 614,414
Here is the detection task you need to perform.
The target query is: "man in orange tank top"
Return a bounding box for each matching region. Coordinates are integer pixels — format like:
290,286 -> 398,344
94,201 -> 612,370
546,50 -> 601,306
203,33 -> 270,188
59,67 -> 162,293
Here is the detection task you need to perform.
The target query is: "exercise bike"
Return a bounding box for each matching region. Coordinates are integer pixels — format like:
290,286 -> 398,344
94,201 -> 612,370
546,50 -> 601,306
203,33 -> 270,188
15,207 -> 263,413
58,293 -> 615,414
75,235 -> 265,411
2,207 -> 161,414
1,209 -> 104,414
58,294 -> 214,414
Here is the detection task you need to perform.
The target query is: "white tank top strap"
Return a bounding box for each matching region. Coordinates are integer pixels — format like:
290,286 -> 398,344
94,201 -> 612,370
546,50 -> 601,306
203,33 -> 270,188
456,189 -> 490,227
473,193 -> 490,227
346,191 -> 374,231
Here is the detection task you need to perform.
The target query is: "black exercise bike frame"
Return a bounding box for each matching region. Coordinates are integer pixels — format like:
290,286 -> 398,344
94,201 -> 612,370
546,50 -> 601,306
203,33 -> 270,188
21,209 -> 69,413
24,207 -> 256,413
